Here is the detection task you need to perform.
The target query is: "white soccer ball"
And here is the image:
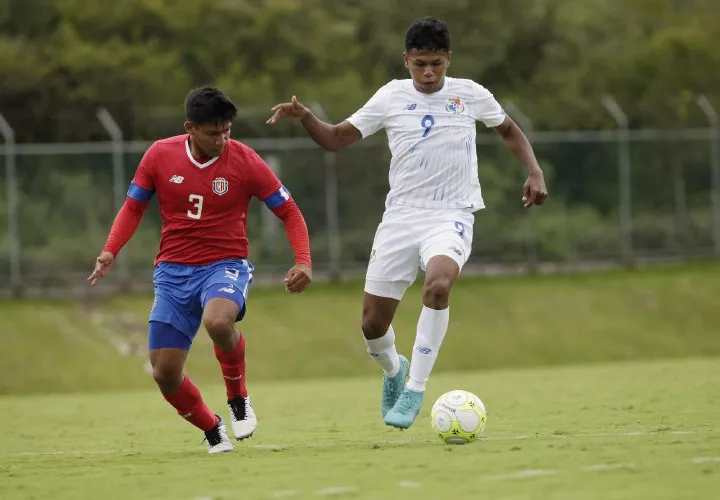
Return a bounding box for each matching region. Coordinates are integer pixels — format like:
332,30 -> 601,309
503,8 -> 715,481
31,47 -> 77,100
430,390 -> 487,444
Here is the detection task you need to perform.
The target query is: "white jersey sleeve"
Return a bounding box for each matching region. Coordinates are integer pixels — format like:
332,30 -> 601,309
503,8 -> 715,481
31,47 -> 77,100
469,82 -> 506,128
345,81 -> 396,138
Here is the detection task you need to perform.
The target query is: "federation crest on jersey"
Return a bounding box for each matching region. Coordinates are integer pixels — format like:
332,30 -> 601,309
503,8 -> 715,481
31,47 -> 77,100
212,177 -> 229,195
446,98 -> 465,114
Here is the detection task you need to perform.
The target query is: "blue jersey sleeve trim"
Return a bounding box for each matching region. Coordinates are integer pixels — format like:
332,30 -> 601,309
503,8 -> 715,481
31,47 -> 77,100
127,182 -> 155,202
263,185 -> 291,210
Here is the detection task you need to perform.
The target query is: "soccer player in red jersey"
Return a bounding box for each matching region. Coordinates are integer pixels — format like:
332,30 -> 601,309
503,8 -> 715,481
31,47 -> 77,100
88,87 -> 312,454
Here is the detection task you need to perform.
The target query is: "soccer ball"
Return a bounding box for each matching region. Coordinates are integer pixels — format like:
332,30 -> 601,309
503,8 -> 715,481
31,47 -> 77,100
430,390 -> 487,444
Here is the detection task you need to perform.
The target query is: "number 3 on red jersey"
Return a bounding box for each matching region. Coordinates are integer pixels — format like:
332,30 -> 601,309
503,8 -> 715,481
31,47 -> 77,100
188,194 -> 203,219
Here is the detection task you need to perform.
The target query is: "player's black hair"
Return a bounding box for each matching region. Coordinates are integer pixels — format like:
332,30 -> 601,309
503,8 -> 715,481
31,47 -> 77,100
405,17 -> 451,52
184,87 -> 237,125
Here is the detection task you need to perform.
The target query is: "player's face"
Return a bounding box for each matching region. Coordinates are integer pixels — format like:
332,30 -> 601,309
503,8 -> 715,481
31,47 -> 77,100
404,49 -> 451,94
185,121 -> 232,158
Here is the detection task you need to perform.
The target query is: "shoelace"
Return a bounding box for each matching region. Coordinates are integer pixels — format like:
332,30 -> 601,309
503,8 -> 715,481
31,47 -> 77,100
229,397 -> 247,421
203,424 -> 222,446
394,392 -> 417,413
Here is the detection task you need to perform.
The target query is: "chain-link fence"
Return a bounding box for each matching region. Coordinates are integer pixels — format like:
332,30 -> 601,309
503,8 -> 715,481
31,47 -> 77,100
1,112 -> 719,297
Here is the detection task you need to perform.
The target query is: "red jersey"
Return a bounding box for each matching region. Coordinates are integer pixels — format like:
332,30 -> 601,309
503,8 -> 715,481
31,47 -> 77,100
103,135 -> 310,267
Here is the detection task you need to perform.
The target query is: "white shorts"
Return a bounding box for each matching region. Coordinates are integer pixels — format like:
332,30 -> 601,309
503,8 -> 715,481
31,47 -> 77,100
364,205 -> 474,300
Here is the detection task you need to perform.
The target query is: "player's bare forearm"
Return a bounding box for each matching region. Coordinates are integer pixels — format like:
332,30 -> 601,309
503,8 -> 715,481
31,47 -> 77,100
494,116 -> 543,176
267,96 -> 360,152
494,116 -> 548,207
300,112 -> 360,152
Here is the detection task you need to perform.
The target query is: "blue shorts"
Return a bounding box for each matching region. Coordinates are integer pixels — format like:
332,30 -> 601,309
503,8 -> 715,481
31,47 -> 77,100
148,259 -> 254,349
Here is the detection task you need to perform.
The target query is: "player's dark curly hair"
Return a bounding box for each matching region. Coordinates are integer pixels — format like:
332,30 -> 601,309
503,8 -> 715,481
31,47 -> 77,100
405,17 -> 451,52
184,87 -> 237,125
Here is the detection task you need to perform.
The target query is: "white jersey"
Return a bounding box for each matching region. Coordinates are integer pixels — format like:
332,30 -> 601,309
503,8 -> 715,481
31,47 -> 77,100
346,77 -> 505,211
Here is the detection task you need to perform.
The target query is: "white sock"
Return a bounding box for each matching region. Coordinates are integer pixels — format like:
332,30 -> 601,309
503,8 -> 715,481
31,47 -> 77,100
407,306 -> 449,392
364,325 -> 401,377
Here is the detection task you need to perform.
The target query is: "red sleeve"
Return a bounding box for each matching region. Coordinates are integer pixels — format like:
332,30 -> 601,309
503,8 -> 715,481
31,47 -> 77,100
272,199 -> 312,267
243,148 -> 282,199
102,143 -> 158,256
130,143 -> 158,193
102,198 -> 149,257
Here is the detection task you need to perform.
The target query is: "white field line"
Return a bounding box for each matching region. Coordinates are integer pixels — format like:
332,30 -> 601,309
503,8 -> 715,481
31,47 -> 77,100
484,469 -> 559,481
581,463 -> 636,471
313,486 -> 359,496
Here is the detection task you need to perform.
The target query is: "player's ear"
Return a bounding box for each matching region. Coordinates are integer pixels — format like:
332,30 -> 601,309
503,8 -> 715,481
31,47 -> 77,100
403,52 -> 409,69
446,51 -> 452,68
183,121 -> 193,135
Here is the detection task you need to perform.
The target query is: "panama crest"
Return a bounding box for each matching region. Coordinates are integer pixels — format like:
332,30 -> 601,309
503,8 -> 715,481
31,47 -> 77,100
446,98 -> 465,114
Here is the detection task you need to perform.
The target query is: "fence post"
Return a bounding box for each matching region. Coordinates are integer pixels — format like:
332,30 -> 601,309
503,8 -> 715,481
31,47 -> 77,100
0,113 -> 21,295
262,154 -> 281,258
696,95 -> 720,258
97,108 -> 129,285
309,103 -> 342,282
503,101 -> 539,273
602,96 -> 633,266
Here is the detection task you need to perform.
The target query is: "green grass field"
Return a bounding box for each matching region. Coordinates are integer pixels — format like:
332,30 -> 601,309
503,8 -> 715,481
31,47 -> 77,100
2,262 -> 720,394
1,358 -> 718,500
1,263 -> 719,498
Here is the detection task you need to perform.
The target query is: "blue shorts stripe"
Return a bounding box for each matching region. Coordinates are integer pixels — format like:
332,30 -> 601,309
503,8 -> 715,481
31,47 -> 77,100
128,182 -> 155,202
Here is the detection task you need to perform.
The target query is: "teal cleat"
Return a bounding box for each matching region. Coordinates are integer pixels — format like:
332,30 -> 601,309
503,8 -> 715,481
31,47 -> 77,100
381,355 -> 410,418
384,387 -> 425,429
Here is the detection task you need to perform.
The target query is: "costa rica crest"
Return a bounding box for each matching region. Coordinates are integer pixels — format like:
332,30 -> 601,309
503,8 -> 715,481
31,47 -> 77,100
212,177 -> 229,195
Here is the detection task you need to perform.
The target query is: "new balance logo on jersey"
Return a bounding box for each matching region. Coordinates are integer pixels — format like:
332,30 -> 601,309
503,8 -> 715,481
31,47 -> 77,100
218,287 -> 235,294
169,175 -> 184,184
405,103 -> 417,111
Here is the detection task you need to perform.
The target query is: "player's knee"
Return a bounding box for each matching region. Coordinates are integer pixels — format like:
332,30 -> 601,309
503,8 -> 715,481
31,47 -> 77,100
203,314 -> 234,338
422,277 -> 452,308
151,361 -> 183,394
203,314 -> 237,351
361,312 -> 390,340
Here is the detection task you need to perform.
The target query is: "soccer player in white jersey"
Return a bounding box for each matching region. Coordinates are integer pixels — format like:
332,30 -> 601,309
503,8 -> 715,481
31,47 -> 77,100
267,17 -> 547,429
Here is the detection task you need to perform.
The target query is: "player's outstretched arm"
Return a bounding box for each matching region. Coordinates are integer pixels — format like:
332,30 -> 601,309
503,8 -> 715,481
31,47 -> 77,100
88,198 -> 148,286
267,96 -> 361,152
494,116 -> 548,208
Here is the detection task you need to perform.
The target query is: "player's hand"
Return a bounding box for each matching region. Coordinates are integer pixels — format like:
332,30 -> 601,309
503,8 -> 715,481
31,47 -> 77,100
88,251 -> 115,286
266,96 -> 310,125
284,263 -> 312,293
522,170 -> 548,208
